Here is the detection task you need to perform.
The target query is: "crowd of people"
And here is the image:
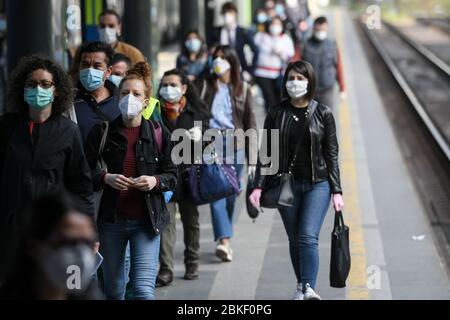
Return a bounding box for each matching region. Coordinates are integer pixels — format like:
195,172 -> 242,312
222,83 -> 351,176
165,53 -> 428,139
0,0 -> 345,301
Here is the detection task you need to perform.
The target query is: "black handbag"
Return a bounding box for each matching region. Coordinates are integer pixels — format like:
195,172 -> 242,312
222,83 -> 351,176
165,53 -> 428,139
330,211 -> 351,288
260,105 -> 313,209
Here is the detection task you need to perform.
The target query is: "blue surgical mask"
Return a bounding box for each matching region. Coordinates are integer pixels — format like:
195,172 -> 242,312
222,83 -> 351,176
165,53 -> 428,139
275,4 -> 285,15
185,38 -> 202,53
80,68 -> 106,92
108,74 -> 123,87
24,86 -> 54,110
257,13 -> 268,24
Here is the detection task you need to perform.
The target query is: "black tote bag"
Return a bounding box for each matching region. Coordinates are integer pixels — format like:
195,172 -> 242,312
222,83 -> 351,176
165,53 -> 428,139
330,211 -> 351,288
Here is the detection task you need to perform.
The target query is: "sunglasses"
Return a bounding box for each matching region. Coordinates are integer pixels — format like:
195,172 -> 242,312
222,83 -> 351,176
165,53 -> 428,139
25,80 -> 54,90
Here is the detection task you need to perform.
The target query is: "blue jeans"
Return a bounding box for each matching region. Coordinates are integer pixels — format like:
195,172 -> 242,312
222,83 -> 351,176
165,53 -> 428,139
210,149 -> 245,241
279,180 -> 331,291
98,217 -> 160,300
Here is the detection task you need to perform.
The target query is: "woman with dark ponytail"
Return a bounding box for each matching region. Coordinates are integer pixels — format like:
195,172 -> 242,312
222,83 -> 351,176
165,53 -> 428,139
85,61 -> 177,300
155,68 -> 211,286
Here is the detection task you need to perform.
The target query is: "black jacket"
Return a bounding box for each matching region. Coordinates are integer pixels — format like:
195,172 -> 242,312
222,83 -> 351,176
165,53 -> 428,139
84,116 -> 177,234
161,100 -> 211,134
209,26 -> 260,75
161,100 -> 211,202
0,113 -> 95,230
255,100 -> 342,194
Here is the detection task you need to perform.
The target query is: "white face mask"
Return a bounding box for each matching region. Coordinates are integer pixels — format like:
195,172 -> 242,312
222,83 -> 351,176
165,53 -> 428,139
99,27 -> 118,45
286,80 -> 308,99
270,24 -> 283,36
119,94 -> 145,119
213,57 -> 231,77
37,244 -> 96,294
160,86 -> 183,103
314,30 -> 328,41
224,13 -> 236,27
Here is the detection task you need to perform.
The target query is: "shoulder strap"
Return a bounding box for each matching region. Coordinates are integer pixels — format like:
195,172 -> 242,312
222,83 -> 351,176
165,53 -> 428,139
67,105 -> 78,124
200,79 -> 207,101
80,92 -> 110,122
148,120 -> 163,155
97,121 -> 109,169
242,81 -> 248,102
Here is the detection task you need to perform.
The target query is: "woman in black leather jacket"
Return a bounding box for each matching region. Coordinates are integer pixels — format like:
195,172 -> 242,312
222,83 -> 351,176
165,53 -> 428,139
249,60 -> 344,300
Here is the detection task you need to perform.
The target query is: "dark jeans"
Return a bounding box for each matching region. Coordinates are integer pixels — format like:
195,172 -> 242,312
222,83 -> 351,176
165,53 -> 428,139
159,196 -> 200,272
279,180 -> 331,291
256,77 -> 281,112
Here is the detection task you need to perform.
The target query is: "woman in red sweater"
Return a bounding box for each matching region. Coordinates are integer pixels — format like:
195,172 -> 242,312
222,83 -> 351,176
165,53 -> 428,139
85,62 -> 177,300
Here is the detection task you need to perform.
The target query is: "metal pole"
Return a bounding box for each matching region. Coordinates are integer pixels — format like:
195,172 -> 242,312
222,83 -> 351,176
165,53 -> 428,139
6,0 -> 54,73
204,0 -> 215,46
122,0 -> 153,62
252,0 -> 265,12
180,0 -> 200,43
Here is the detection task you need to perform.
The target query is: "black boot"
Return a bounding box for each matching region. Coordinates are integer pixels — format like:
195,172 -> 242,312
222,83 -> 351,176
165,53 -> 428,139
156,269 -> 173,287
184,263 -> 199,280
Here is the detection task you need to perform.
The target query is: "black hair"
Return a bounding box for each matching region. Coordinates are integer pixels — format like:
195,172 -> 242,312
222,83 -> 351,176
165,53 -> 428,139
221,1 -> 238,15
281,60 -> 316,102
207,45 -> 243,97
78,41 -> 115,67
112,53 -> 132,69
314,16 -> 328,26
99,8 -> 122,24
0,192 -> 94,299
27,193 -> 91,241
158,68 -> 207,110
6,54 -> 74,115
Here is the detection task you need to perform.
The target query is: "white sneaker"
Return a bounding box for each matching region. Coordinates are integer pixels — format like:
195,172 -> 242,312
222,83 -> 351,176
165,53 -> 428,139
292,284 -> 304,300
303,283 -> 321,300
215,243 -> 233,262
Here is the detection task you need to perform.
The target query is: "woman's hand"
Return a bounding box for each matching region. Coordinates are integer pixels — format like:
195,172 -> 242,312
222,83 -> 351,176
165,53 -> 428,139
133,175 -> 158,191
332,193 -> 344,212
187,126 -> 202,142
249,188 -> 262,209
104,174 -> 135,191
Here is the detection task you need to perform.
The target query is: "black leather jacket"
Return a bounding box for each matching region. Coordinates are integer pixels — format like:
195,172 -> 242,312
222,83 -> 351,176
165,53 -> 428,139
255,99 -> 342,194
84,116 -> 178,234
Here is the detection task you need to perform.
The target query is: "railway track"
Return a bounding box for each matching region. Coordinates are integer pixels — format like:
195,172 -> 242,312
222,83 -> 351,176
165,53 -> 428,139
364,20 -> 450,161
417,17 -> 450,35
359,19 -> 450,272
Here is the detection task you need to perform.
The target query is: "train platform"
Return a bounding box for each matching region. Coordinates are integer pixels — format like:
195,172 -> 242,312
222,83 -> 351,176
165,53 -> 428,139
154,6 -> 450,300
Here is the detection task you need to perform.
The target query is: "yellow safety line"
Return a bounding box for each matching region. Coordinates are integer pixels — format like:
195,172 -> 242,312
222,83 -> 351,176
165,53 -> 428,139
335,8 -> 370,300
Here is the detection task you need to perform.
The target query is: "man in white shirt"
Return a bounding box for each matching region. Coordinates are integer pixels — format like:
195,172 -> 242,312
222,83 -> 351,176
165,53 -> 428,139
209,2 -> 259,77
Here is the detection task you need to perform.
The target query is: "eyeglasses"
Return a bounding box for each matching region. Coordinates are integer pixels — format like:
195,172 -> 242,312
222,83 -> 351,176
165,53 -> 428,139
25,80 -> 54,90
